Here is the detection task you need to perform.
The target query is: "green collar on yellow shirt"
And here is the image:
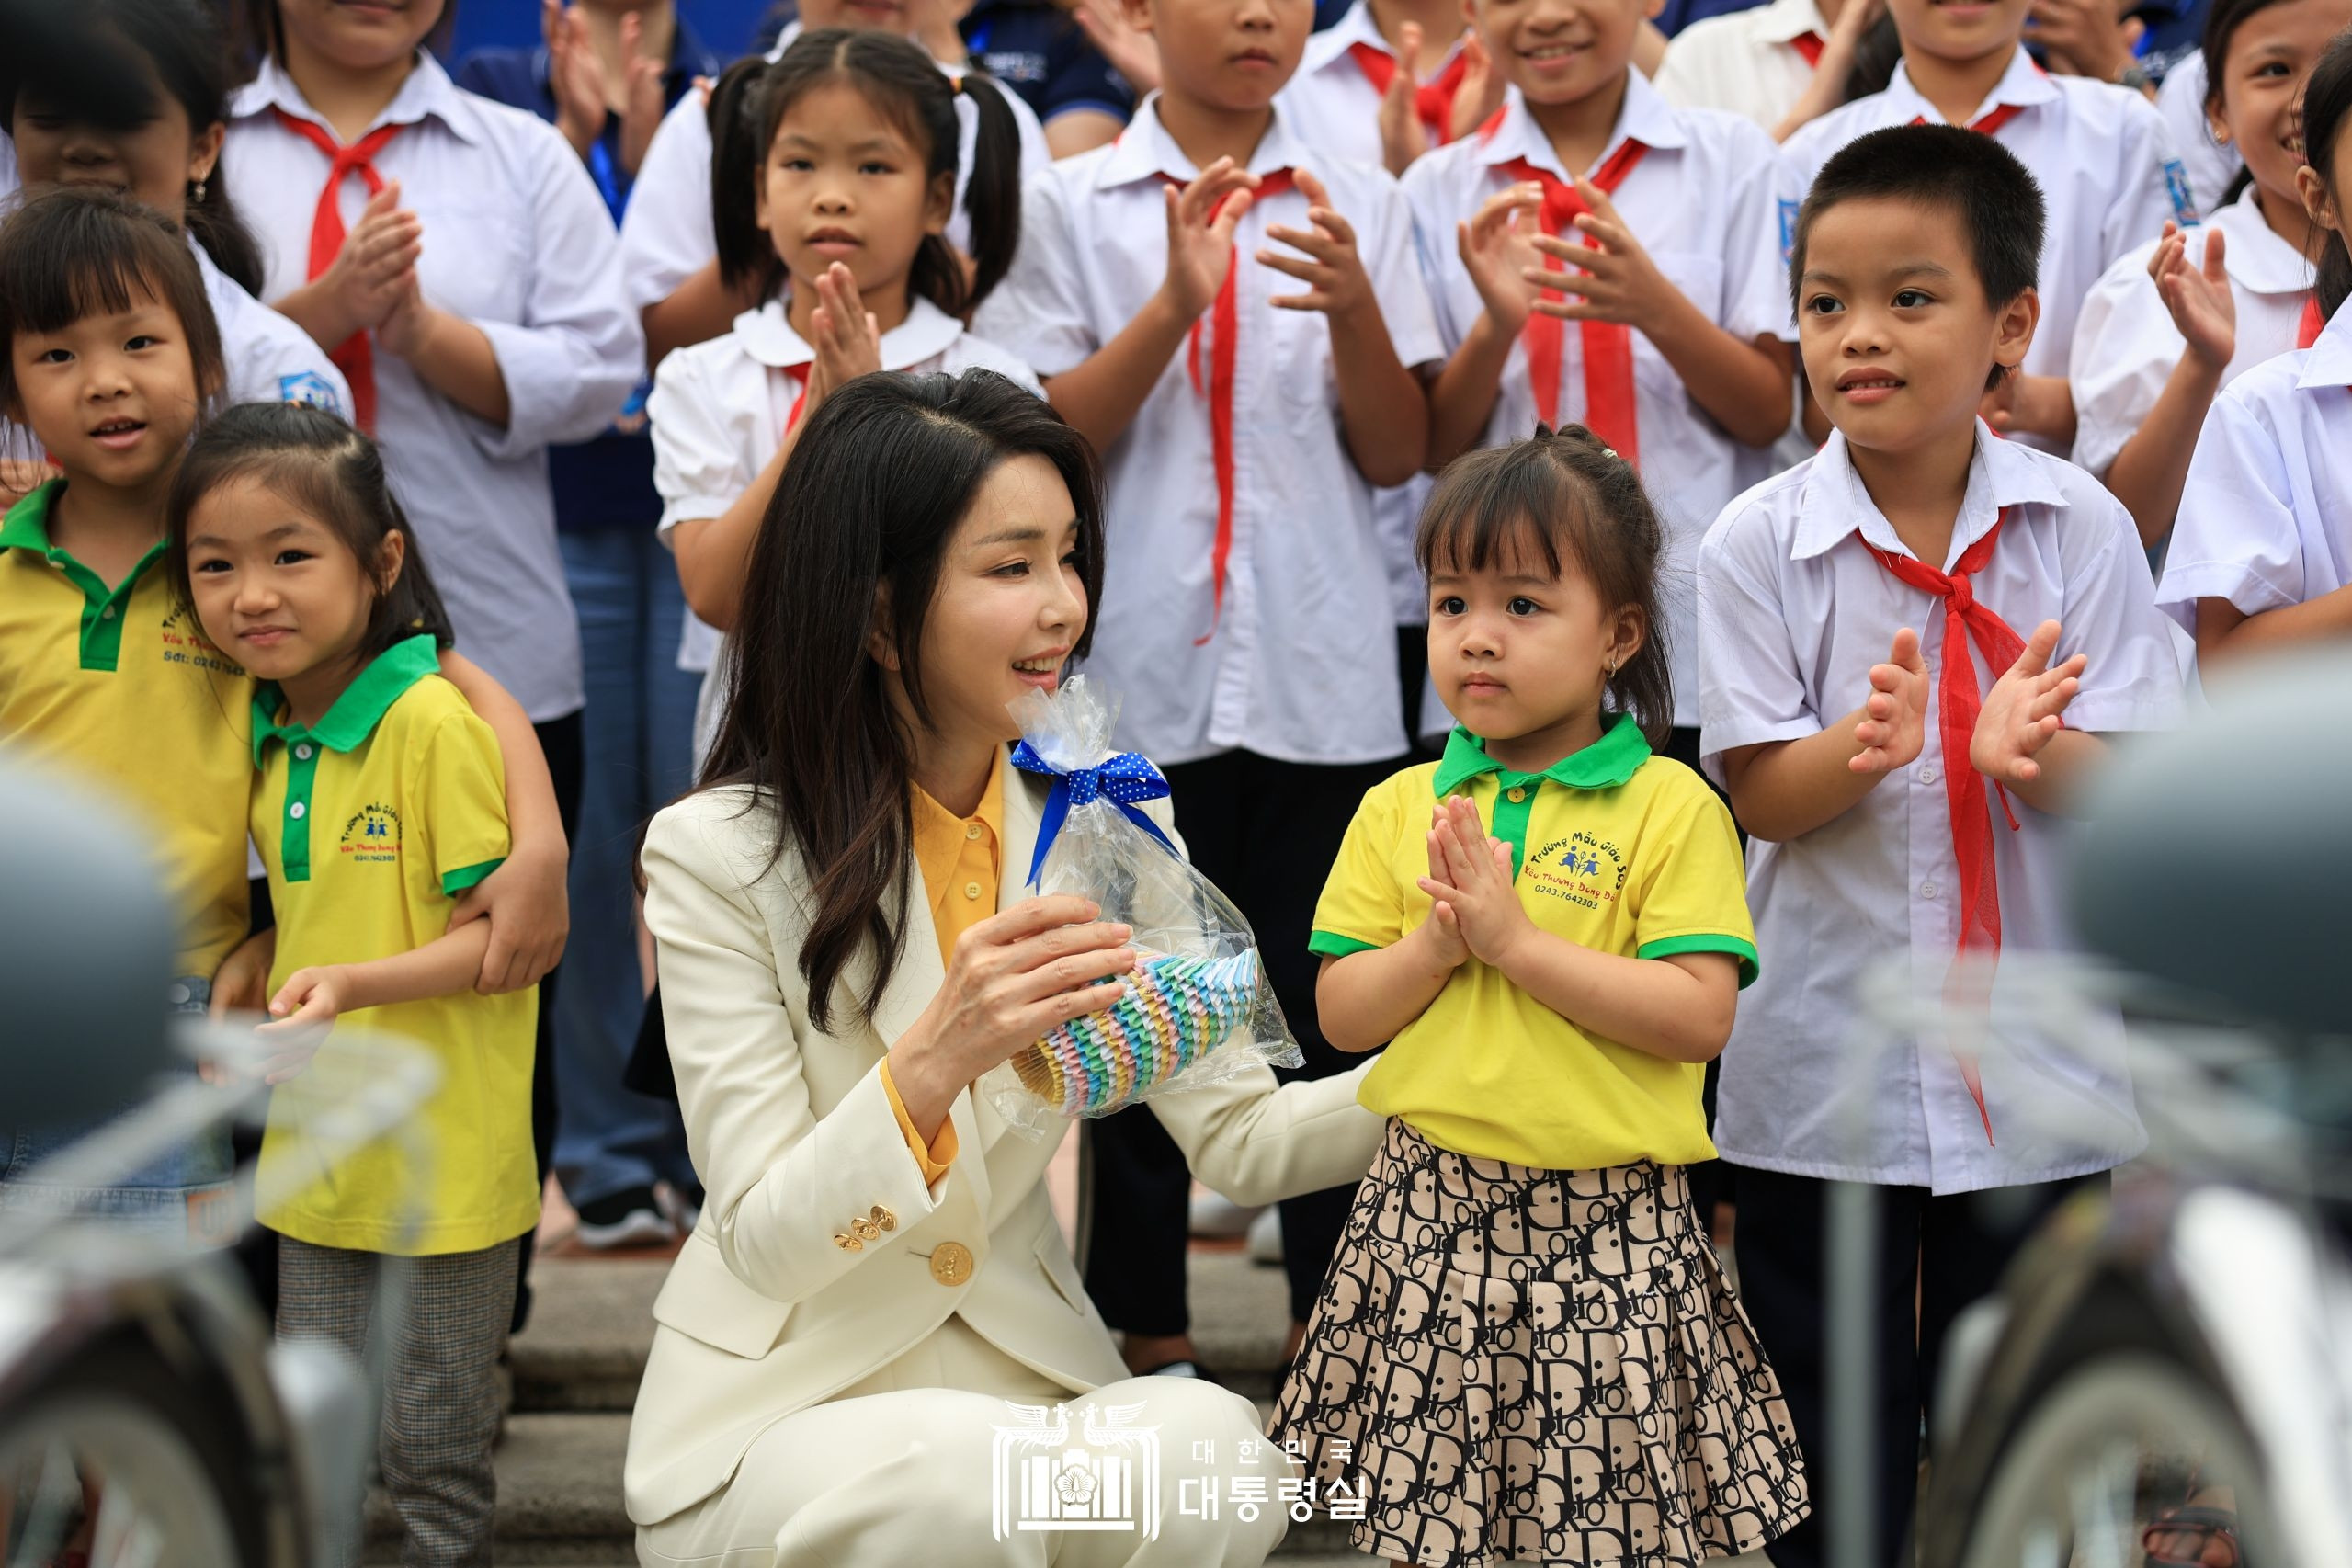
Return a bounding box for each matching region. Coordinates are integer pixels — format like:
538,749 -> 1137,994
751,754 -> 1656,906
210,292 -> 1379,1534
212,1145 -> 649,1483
1432,713 -> 1652,873
0,480 -> 165,672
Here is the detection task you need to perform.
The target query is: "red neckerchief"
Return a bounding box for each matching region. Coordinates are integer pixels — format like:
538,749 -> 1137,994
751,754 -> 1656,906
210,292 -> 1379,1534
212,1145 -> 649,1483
1494,140 -> 1651,465
272,108 -> 406,432
1346,40 -> 1473,142
1160,168 -> 1296,643
1863,509 -> 2043,1145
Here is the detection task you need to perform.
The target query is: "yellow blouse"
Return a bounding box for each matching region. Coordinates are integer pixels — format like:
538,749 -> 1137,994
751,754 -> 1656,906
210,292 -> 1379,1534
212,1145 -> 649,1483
877,764 -> 1006,1185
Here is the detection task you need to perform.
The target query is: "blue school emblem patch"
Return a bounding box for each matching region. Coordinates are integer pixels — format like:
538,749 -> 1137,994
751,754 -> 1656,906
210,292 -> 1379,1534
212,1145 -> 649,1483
1778,197 -> 1801,265
278,371 -> 346,420
2163,158 -> 2197,224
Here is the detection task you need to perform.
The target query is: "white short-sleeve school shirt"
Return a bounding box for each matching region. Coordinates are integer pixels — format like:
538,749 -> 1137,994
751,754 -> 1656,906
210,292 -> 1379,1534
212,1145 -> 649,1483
1652,0 -> 1831,131
1403,77 -> 1801,727
2156,50 -> 2241,219
2159,301 -> 2352,633
648,295 -> 1040,758
2070,182 -> 2314,480
972,98 -> 1443,766
224,56 -> 643,723
195,244 -> 354,420
1698,422 -> 2183,1192
617,22 -> 1051,316
1276,0 -> 1471,173
1782,48 -> 2193,450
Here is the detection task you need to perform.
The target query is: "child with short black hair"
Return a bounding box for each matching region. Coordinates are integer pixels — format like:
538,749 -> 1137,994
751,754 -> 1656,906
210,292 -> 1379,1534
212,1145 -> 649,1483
1781,0 -> 2194,451
1698,122 -> 2184,1568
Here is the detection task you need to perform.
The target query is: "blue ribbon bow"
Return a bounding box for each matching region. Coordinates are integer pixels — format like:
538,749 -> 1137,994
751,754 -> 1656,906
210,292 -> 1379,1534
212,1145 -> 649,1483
1010,742 -> 1182,889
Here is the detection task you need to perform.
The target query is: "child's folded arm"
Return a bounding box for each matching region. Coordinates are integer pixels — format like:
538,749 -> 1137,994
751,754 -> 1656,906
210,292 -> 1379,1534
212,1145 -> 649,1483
271,919 -> 496,1026
436,652 -> 568,993
1717,721 -> 1884,842
1494,933 -> 1740,1063
1314,932 -> 1457,1054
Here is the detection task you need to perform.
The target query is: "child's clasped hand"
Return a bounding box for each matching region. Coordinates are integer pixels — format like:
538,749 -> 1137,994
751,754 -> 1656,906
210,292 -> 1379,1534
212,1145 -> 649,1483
1416,794 -> 1533,970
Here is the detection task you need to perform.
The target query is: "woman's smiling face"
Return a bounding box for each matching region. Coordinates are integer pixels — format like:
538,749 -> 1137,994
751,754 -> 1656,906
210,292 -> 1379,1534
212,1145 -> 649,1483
884,453 -> 1090,747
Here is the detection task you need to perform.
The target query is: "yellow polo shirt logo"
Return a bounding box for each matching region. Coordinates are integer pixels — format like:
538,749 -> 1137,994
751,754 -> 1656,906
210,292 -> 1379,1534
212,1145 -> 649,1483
1311,715 -> 1757,1172
341,802 -> 403,864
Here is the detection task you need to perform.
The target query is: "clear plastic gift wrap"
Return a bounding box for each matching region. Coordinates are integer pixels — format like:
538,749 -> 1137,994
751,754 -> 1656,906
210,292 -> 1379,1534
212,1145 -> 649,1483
980,676 -> 1304,1137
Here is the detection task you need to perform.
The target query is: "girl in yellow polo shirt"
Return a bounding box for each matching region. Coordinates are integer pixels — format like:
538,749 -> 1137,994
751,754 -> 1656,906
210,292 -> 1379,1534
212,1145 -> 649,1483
168,402 -> 537,1566
0,188 -> 565,1256
1267,427 -> 1810,1568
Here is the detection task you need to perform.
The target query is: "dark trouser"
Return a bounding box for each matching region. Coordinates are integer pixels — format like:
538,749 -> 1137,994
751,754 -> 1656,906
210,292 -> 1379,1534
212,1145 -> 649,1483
1396,625 -> 1441,765
511,709 -> 584,1335
1080,749 -> 1399,1336
1732,1165 -> 2105,1568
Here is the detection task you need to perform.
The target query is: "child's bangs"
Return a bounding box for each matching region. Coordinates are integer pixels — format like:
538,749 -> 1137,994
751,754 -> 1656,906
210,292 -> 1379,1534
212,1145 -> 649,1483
1415,453 -> 1593,584
3,232 -> 176,340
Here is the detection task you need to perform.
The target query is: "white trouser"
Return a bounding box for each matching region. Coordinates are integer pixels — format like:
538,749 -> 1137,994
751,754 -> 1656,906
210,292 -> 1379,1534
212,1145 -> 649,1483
637,1314 -> 1293,1566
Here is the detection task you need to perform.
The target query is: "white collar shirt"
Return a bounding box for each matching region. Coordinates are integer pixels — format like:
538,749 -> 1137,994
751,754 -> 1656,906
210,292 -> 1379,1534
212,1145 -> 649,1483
971,97 -> 1444,765
2071,181 -> 2315,478
1698,423 -> 2184,1191
193,243 -> 354,420
1783,48 -> 2194,449
224,55 -> 643,722
2160,301 -> 2352,633
1651,0 -> 1830,131
648,294 -> 1040,685
1276,0 -> 1472,173
2156,50 -> 2241,219
1403,78 -> 1800,725
618,22 -> 1051,314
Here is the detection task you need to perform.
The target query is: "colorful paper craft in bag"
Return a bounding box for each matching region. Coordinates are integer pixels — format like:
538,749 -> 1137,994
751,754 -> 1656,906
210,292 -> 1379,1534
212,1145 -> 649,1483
1013,949 -> 1262,1118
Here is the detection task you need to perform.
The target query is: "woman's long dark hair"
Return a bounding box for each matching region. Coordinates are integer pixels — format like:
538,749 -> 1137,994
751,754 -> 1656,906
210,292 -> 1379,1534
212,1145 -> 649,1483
0,0 -> 269,296
2304,28 -> 2352,321
708,28 -> 1022,319
705,370 -> 1105,1030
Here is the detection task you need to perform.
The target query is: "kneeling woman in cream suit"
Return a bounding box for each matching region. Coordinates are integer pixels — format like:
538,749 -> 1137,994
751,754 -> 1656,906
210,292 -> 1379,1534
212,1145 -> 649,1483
630,370 -> 1387,1565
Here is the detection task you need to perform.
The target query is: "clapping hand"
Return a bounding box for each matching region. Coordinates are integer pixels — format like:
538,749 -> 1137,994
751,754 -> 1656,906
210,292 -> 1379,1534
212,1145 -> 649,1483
1258,170 -> 1375,318
1970,619 -> 2083,786
1851,626 -> 1929,775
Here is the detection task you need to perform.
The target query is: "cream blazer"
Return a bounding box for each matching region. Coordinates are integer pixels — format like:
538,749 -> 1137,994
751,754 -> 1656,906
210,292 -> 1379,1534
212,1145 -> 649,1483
625,756 -> 1389,1528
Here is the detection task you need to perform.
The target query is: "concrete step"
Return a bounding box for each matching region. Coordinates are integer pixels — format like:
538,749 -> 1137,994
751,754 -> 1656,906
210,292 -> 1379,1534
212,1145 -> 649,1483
363,1412 -> 626,1564
506,1244 -> 1298,1412
358,1405 -> 1370,1562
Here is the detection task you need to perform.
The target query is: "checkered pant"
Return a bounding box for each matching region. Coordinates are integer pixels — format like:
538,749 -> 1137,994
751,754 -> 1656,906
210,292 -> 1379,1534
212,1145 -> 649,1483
278,1236 -> 517,1568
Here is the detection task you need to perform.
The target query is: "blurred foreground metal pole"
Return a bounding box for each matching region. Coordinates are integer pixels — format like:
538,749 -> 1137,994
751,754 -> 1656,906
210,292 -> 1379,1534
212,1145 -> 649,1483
1827,1179 -> 1880,1568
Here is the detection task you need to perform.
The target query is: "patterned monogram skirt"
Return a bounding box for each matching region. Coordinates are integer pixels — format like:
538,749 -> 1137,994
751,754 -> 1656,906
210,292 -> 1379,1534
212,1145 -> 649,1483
1267,1118 -> 1810,1567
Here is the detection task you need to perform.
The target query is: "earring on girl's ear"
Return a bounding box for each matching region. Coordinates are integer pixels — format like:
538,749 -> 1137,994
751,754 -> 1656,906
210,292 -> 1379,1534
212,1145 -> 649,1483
190,179 -> 208,202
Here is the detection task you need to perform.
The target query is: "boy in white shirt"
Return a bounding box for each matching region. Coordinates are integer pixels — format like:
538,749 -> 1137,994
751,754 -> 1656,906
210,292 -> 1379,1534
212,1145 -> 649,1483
1698,126 -> 2182,1568
975,0 -> 1441,1389
1782,0 -> 2192,452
